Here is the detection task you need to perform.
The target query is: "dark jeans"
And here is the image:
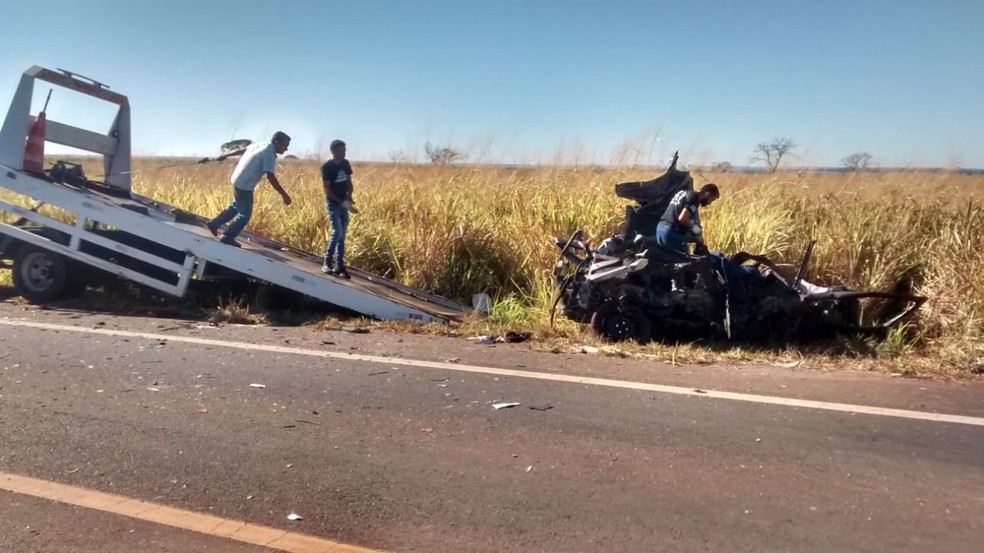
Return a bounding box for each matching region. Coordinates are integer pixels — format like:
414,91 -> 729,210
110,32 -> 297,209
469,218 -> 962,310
656,220 -> 688,254
210,187 -> 253,241
324,201 -> 350,267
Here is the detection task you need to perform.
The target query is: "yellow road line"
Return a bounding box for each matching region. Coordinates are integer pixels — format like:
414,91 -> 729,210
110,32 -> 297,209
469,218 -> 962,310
0,471 -> 381,553
2,318 -> 983,427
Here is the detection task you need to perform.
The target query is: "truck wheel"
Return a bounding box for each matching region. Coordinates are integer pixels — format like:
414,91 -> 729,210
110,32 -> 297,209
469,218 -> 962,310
12,245 -> 70,303
590,302 -> 651,344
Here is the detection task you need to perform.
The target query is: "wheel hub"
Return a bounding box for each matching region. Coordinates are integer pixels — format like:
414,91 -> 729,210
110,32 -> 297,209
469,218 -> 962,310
603,314 -> 635,341
21,252 -> 56,292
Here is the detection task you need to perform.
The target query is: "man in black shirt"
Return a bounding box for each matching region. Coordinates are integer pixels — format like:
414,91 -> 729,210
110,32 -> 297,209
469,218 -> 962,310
655,183 -> 720,254
321,140 -> 358,278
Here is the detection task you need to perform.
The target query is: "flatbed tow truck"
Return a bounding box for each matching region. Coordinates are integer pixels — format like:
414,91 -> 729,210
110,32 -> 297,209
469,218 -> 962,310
0,66 -> 470,324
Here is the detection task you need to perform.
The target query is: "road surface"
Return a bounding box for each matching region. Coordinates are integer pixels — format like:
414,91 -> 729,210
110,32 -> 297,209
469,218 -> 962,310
1,301 -> 982,552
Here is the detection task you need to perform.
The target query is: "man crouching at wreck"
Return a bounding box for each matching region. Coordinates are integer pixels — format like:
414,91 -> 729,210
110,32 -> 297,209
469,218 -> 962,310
656,183 -> 720,255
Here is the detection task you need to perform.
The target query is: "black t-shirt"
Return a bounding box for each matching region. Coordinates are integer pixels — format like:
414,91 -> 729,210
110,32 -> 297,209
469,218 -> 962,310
660,190 -> 700,227
321,159 -> 353,205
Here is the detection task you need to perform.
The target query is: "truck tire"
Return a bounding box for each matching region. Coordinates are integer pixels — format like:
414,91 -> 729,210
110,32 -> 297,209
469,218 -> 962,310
12,244 -> 70,303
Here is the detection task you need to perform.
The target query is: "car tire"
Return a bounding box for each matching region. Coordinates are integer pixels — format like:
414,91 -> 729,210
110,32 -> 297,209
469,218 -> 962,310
591,302 -> 651,344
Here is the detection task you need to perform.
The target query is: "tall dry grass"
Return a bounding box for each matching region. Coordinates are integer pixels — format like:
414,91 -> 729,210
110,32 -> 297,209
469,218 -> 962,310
3,157 -> 982,374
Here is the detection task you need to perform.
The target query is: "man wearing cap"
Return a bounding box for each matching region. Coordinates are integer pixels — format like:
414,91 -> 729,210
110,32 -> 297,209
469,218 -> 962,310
203,131 -> 293,247
656,183 -> 720,255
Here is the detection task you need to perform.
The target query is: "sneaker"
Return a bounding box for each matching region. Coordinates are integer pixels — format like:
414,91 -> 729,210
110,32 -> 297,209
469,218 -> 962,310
321,261 -> 333,274
206,222 -> 219,237
219,237 -> 241,248
332,266 -> 351,280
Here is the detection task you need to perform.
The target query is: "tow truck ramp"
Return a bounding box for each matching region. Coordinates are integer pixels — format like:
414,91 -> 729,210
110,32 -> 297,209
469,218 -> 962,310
0,66 -> 470,324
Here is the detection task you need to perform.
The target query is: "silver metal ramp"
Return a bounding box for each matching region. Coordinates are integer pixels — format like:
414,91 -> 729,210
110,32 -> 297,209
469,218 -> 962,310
0,65 -> 470,324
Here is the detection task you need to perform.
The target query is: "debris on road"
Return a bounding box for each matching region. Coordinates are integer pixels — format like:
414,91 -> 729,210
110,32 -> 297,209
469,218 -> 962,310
446,357 -> 461,363
493,402 -> 521,410
528,404 -> 553,411
526,466 -> 533,472
342,326 -> 370,334
249,383 -> 266,388
420,427 -> 434,433
368,370 -> 389,376
568,345 -> 600,354
287,513 -> 303,521
468,332 -> 533,344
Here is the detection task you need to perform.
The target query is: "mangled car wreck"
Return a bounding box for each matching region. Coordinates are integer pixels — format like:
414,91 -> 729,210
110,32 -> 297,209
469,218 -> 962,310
551,154 -> 926,344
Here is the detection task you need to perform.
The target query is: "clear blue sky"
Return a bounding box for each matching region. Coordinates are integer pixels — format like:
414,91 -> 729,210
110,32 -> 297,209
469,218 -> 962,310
2,0 -> 982,168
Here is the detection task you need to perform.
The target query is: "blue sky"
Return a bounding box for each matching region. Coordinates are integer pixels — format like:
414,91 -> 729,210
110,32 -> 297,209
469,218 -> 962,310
1,0 -> 981,168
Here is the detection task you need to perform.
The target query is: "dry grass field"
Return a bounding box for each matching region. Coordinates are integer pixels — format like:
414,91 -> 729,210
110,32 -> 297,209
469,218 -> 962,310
3,157 -> 982,375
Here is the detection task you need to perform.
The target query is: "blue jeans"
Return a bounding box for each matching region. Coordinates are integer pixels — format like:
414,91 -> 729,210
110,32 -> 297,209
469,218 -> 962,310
324,201 -> 350,267
656,220 -> 688,254
210,187 -> 253,241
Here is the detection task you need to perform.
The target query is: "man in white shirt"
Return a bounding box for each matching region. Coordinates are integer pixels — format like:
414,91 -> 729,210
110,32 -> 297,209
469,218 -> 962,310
204,131 -> 293,247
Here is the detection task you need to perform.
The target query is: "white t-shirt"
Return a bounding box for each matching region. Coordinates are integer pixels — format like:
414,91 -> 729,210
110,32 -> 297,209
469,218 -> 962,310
231,142 -> 277,191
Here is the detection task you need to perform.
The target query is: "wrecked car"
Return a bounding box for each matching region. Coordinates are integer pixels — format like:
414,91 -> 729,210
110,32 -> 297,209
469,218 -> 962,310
551,154 -> 925,344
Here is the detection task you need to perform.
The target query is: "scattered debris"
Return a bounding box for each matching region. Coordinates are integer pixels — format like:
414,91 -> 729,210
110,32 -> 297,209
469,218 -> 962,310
568,345 -> 600,354
471,293 -> 491,313
196,409 -> 209,414
286,513 -> 303,521
342,327 -> 370,334
774,360 -> 802,369
146,387 -> 160,392
493,402 -> 522,410
446,357 -> 461,363
693,389 -> 707,394
468,332 -> 533,344
368,370 -> 389,376
249,383 -> 266,388
420,427 -> 434,433
528,404 -> 553,411
294,419 -> 320,426
525,466 -> 533,472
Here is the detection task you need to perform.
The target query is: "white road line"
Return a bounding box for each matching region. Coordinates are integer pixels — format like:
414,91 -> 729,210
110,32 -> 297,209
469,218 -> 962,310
3,318 -> 983,428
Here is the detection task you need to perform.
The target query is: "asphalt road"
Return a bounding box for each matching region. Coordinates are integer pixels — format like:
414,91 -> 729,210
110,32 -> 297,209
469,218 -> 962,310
1,302 -> 982,552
